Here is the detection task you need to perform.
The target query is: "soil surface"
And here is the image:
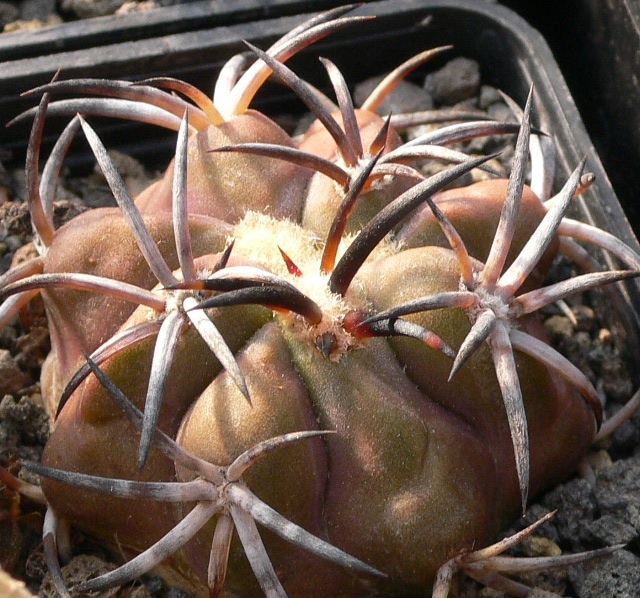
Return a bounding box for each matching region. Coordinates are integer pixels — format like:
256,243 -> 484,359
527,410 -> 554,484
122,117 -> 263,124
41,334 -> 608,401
0,0 -> 183,32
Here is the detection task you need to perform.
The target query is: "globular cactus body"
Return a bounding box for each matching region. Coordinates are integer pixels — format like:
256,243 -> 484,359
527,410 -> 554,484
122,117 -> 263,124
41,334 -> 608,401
1,6 -> 639,597
40,206 -> 591,596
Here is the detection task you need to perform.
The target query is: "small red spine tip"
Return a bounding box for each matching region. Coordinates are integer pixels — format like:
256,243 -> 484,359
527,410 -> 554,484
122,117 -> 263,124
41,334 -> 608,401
279,247 -> 303,277
342,309 -> 374,338
422,332 -> 446,352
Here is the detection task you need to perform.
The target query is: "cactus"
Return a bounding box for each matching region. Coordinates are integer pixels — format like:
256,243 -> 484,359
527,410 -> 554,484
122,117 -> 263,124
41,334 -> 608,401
1,6 -> 639,597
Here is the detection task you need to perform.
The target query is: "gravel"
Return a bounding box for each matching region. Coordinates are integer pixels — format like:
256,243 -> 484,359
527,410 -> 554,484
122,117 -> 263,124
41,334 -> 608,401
1,0 -> 178,30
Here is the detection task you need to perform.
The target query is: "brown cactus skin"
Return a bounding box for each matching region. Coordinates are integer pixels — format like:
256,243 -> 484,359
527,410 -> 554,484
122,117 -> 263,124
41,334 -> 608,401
175,323 -> 333,595
135,110 -> 310,223
41,278 -> 271,592
357,245 -> 594,526
281,329 -> 498,593
38,210 -> 233,414
299,110 -> 413,237
399,179 -> 559,280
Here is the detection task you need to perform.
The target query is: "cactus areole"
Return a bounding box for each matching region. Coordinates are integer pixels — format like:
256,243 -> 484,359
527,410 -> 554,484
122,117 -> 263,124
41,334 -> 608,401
1,5 -> 639,597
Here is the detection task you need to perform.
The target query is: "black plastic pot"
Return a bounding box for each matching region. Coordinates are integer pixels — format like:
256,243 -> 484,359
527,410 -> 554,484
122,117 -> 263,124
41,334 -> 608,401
1,0 -> 639,315
0,0 -> 350,61
497,0 -> 640,242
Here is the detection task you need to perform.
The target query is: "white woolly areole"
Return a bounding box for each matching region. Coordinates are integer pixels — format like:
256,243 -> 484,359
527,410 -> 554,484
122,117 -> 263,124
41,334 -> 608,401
463,278 -> 515,335
230,212 -> 396,359
232,212 -> 323,276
